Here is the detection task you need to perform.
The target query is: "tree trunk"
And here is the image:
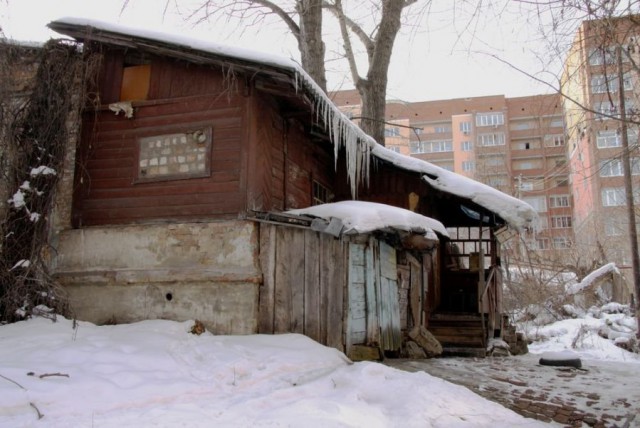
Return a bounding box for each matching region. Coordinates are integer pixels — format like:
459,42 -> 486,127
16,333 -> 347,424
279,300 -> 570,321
296,0 -> 327,92
354,0 -> 406,145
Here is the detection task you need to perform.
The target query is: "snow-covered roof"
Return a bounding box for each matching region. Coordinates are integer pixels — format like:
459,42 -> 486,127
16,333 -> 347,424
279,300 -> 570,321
48,17 -> 536,230
288,200 -> 448,241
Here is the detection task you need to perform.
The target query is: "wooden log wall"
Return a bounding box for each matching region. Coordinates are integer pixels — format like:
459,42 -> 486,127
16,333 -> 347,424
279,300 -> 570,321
73,56 -> 249,226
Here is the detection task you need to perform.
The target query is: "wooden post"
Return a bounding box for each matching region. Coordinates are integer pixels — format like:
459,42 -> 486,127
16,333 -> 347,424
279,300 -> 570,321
616,46 -> 640,339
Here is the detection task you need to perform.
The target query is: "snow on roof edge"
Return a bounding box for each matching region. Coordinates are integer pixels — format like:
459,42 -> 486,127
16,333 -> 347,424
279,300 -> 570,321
287,201 -> 448,241
49,17 -> 536,230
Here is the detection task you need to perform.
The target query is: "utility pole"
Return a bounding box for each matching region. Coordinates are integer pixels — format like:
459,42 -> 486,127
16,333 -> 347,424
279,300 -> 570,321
616,46 -> 640,339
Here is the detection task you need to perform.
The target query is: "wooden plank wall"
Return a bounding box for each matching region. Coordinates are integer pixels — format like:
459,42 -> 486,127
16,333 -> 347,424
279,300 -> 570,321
74,57 -> 248,226
347,243 -> 368,349
258,224 -> 347,350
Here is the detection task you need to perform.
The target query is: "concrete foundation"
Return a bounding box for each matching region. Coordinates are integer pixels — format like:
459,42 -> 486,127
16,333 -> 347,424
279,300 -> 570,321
53,220 -> 261,334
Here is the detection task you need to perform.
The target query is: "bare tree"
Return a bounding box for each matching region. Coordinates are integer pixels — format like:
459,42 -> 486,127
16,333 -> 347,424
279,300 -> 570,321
183,0 -> 421,145
488,0 -> 640,337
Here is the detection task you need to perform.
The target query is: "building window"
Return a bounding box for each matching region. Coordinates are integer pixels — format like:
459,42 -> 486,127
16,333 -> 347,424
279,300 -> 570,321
312,180 -> 331,205
604,217 -> 624,236
602,187 -> 626,206
551,216 -> 572,228
519,181 -> 534,191
487,176 -> 507,187
478,133 -> 505,146
596,130 -> 620,148
385,127 -> 401,137
460,121 -> 472,133
513,159 -> 543,170
553,237 -> 571,249
476,112 -> 504,127
482,155 -> 505,167
388,146 -> 402,153
600,159 -> 624,177
537,216 -> 549,229
121,64 -> 151,101
536,238 -> 550,250
434,162 -> 454,171
461,141 -> 473,151
136,127 -> 212,183
510,121 -> 533,131
549,118 -> 564,128
545,134 -> 565,147
409,140 -> 453,154
555,177 -> 569,187
523,196 -> 547,213
595,100 -> 636,120
591,74 -> 617,93
588,46 -> 627,65
434,126 -> 450,133
462,161 -> 475,172
549,195 -> 570,208
591,73 -> 633,93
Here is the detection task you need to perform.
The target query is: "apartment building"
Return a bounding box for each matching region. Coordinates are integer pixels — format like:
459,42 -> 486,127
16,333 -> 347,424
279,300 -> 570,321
561,15 -> 640,269
331,90 -> 571,253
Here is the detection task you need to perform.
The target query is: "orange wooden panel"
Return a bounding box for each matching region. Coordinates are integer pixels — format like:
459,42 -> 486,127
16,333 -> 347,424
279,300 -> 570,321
120,64 -> 150,101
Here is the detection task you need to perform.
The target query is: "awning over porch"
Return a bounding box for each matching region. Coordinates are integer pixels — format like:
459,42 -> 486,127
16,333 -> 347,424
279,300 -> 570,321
287,200 -> 448,242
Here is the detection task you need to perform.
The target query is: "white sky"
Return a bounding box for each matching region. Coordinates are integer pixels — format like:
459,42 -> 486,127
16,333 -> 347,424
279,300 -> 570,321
0,0 -> 568,102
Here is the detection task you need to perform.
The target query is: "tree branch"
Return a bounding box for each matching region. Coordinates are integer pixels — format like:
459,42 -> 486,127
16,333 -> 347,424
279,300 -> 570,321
331,0 -> 363,87
323,1 -> 375,60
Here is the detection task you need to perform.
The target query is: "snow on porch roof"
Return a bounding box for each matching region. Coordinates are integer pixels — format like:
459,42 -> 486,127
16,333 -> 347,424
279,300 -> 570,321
48,17 -> 536,231
287,201 -> 448,241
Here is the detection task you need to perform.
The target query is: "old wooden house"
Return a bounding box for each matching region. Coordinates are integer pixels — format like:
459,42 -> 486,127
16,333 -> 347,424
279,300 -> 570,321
47,18 -> 536,358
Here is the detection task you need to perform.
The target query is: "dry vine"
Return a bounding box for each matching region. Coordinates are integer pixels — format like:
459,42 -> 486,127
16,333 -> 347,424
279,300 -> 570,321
0,39 -> 89,323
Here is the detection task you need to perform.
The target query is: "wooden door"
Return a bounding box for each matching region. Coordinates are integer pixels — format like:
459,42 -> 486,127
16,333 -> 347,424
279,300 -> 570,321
377,241 -> 402,352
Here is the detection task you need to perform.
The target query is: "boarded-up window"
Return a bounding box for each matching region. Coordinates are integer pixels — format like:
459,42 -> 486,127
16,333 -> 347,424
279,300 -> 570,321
136,127 -> 212,183
120,64 -> 151,101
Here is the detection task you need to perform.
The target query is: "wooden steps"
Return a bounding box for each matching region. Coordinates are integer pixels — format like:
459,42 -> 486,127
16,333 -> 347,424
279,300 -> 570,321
428,313 -> 487,357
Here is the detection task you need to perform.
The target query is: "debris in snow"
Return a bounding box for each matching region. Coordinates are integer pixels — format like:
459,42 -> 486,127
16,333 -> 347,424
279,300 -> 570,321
30,165 -> 56,176
190,320 -> 206,335
29,212 -> 41,222
487,338 -> 511,357
10,259 -> 31,270
539,350 -> 582,368
109,101 -> 134,118
7,189 -> 26,209
31,305 -> 54,316
565,263 -> 620,295
561,304 -> 585,318
600,302 -> 628,314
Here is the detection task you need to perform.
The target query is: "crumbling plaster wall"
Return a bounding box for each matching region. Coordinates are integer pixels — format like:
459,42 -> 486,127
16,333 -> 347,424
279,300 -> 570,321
53,221 -> 262,333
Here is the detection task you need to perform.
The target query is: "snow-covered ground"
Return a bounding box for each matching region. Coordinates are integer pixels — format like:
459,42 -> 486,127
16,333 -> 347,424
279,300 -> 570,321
1,301 -> 637,427
0,317 -> 548,427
